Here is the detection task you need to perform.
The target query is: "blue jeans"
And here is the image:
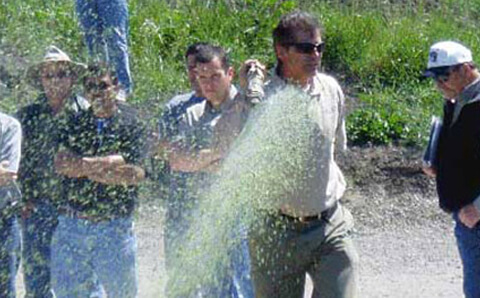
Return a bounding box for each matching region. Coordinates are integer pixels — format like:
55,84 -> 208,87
76,0 -> 132,93
51,215 -> 137,298
0,212 -> 20,298
454,213 -> 480,298
164,172 -> 254,297
231,232 -> 254,298
21,201 -> 58,298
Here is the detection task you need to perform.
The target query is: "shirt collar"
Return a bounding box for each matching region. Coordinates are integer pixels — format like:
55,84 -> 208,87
270,71 -> 321,96
458,77 -> 480,105
207,85 -> 238,113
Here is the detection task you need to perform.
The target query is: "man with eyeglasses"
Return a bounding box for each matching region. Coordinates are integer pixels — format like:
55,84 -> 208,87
422,41 -> 480,298
240,11 -> 359,297
17,45 -> 90,298
50,64 -> 145,297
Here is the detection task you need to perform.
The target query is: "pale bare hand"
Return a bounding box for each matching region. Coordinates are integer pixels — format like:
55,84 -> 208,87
239,59 -> 266,90
458,204 -> 480,228
422,165 -> 437,178
0,161 -> 17,186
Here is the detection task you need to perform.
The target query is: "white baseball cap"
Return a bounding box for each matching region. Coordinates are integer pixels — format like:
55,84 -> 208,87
424,41 -> 472,77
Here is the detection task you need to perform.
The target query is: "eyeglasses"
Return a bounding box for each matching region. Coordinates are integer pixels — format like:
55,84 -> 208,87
285,42 -> 325,54
42,70 -> 70,80
85,81 -> 112,93
430,65 -> 460,82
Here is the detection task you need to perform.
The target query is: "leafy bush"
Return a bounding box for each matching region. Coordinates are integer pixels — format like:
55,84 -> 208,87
347,83 -> 442,146
1,0 -> 480,145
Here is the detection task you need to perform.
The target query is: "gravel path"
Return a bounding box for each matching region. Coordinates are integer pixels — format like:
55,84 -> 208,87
131,201 -> 464,298
15,147 -> 466,298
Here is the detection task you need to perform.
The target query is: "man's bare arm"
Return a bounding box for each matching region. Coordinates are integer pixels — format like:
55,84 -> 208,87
88,164 -> 146,186
55,150 -> 125,178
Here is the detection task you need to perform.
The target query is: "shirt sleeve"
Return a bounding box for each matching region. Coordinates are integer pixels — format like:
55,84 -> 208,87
1,116 -> 22,173
335,84 -> 347,153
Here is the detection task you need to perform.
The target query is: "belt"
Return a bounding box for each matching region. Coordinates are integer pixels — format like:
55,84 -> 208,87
58,207 -> 111,223
280,202 -> 339,224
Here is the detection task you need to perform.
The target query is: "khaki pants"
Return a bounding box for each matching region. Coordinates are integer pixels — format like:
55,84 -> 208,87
249,203 -> 359,298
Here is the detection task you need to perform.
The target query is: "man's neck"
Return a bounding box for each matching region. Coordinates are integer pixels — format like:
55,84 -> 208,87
47,97 -> 66,115
278,67 -> 310,87
94,106 -> 117,119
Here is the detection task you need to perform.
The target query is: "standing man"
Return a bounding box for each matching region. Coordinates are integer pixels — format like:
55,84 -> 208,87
243,11 -> 358,297
158,43 -> 253,297
76,0 -> 132,100
52,64 -> 145,297
0,112 -> 21,298
17,45 -> 88,298
157,42 -> 206,268
423,41 -> 480,298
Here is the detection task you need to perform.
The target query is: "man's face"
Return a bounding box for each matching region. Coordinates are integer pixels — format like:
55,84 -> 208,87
432,65 -> 466,100
40,62 -> 74,101
84,73 -> 118,116
196,57 -> 233,107
186,54 -> 202,96
276,29 -> 323,84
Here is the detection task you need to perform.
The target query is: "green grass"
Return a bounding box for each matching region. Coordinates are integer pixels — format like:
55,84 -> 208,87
1,0 -> 480,146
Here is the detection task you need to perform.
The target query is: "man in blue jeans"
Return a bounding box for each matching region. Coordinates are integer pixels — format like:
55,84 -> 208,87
76,0 -> 132,100
0,112 -> 22,298
423,41 -> 480,298
158,44 -> 254,297
52,64 -> 145,297
18,45 -> 89,298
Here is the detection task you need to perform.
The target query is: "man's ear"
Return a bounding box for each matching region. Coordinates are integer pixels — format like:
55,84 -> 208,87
227,66 -> 234,79
275,43 -> 288,63
112,77 -> 121,92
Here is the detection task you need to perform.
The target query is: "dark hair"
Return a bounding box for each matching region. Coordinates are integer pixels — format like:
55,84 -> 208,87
83,63 -> 117,86
194,44 -> 230,71
185,42 -> 209,59
273,11 -> 322,46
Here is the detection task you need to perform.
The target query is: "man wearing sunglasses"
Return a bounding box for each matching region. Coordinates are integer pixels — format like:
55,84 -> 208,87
17,45 -> 90,298
242,11 -> 359,297
423,41 -> 480,298
52,64 -> 145,297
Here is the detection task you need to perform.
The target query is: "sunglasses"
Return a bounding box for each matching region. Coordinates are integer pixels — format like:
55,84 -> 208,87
85,81 -> 113,93
42,70 -> 70,80
285,42 -> 325,54
430,65 -> 460,82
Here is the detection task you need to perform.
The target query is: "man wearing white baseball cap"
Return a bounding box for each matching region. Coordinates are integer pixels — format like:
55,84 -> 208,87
423,40 -> 480,298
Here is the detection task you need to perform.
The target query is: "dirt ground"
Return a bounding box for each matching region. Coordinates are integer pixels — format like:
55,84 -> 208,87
15,147 -> 463,298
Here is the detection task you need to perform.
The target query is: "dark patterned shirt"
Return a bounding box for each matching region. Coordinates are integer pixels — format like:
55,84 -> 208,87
60,106 -> 145,218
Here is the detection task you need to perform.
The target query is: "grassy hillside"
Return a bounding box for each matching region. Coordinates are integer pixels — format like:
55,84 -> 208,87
1,0 -> 480,145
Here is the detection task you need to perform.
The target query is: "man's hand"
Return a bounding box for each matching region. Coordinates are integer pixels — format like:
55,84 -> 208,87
458,204 -> 480,228
239,59 -> 266,90
422,164 -> 437,178
21,201 -> 36,220
0,161 -> 17,186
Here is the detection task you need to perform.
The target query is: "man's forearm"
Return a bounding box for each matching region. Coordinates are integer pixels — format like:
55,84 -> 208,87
168,148 -> 223,172
54,154 -> 90,178
88,164 -> 145,185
